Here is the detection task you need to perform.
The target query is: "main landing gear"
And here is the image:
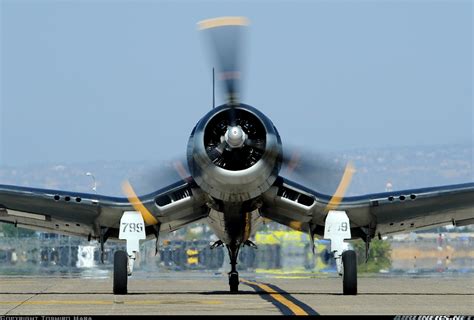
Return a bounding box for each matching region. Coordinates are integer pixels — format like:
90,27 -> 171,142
324,210 -> 357,295
342,249 -> 357,295
113,211 -> 146,295
113,250 -> 128,295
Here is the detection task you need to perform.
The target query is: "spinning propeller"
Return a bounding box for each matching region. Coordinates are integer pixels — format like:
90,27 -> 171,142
122,16 -> 356,226
198,16 -> 248,106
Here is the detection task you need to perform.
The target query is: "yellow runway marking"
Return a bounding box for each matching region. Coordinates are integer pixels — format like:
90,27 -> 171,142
273,276 -> 314,280
0,300 -> 223,305
241,279 -> 308,316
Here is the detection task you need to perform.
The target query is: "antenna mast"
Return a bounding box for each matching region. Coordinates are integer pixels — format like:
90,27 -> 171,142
212,67 -> 215,109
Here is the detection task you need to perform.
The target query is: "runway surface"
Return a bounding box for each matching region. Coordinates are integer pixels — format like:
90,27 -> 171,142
0,272 -> 473,315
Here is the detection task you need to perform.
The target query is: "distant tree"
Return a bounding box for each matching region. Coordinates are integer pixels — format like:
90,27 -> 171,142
353,238 -> 391,273
0,223 -> 37,238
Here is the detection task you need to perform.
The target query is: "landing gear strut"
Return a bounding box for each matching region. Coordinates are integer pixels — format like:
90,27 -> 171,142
227,246 -> 240,293
324,210 -> 358,295
113,211 -> 146,295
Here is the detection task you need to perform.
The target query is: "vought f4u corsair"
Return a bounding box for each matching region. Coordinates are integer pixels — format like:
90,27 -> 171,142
1,17 -> 473,295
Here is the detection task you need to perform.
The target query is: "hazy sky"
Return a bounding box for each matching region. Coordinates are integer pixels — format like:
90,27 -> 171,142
1,0 -> 472,166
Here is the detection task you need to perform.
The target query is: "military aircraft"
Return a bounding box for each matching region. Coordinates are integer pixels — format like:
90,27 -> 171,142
1,17 -> 473,295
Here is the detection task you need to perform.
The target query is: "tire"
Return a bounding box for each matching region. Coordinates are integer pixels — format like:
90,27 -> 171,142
113,250 -> 128,295
342,250 -> 357,295
229,272 -> 239,293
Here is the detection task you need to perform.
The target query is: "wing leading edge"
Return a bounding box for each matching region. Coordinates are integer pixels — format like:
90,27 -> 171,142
262,177 -> 474,238
0,179 -> 209,240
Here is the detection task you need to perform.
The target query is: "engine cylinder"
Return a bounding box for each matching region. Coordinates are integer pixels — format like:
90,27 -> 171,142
187,104 -> 282,202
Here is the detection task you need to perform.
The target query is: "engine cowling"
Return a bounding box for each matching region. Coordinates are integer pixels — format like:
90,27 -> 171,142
187,104 -> 282,202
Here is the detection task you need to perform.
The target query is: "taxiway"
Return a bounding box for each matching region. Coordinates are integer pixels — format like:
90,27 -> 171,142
0,272 -> 472,315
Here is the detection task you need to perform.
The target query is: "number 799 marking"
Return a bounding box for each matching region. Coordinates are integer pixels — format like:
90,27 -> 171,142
122,222 -> 144,233
327,222 -> 348,233
339,222 -> 348,231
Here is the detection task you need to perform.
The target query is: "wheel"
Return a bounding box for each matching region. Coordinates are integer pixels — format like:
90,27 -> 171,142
113,250 -> 128,295
229,272 -> 239,293
342,250 -> 357,295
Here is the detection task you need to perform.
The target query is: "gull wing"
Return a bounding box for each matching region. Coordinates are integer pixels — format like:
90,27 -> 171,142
0,179 -> 209,240
261,177 -> 474,237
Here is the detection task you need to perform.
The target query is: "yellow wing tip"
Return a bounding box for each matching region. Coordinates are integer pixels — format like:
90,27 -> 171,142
197,16 -> 249,30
